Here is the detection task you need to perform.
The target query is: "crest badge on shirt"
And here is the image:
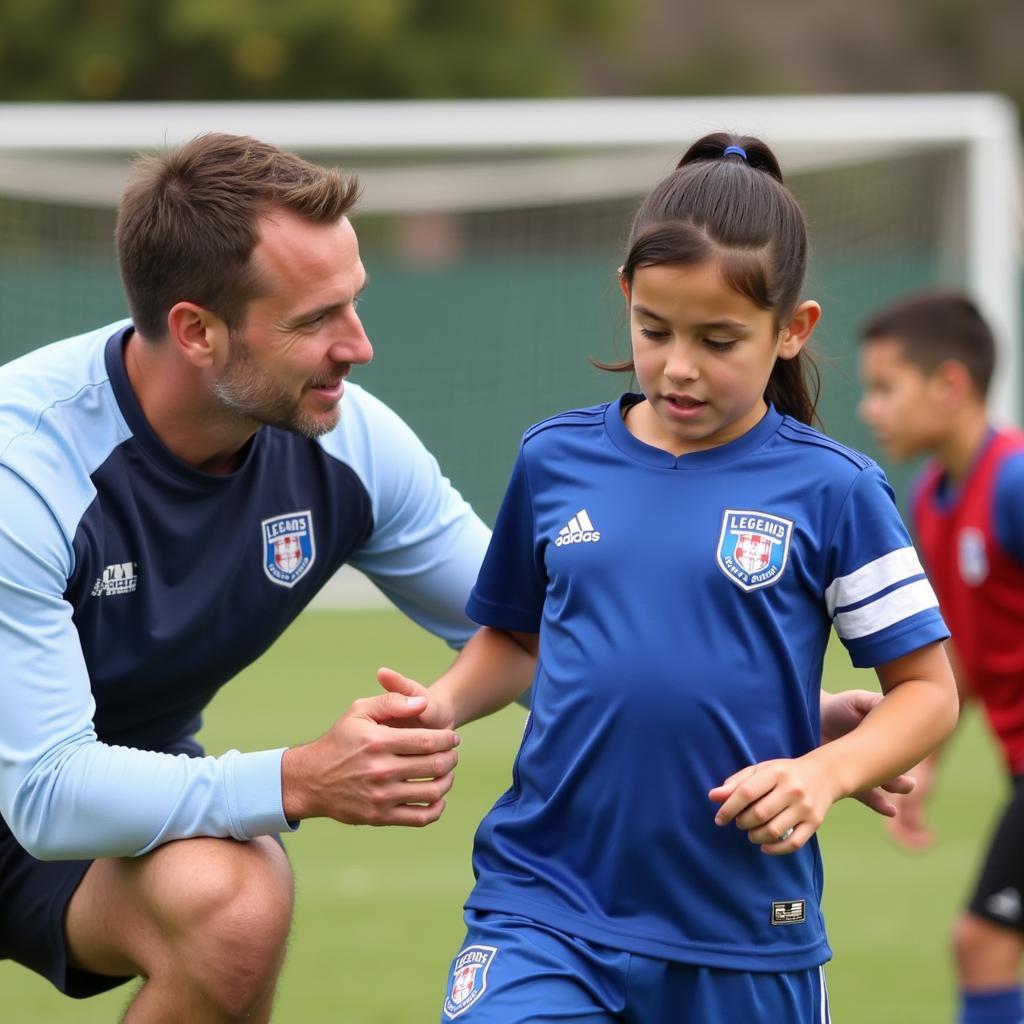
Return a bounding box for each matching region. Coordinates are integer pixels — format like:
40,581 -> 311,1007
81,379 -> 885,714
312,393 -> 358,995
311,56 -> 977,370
261,510 -> 316,588
716,509 -> 794,592
444,944 -> 497,1019
957,526 -> 989,586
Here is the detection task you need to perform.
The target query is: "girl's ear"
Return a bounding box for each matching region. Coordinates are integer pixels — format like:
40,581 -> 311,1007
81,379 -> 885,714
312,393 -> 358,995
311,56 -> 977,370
777,300 -> 821,361
617,267 -> 630,303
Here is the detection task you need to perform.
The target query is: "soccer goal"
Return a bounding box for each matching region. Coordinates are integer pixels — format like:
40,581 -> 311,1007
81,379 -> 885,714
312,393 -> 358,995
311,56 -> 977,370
0,94 -> 1019,538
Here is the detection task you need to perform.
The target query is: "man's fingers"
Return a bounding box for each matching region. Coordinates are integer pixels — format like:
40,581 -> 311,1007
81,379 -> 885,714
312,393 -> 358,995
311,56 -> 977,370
375,799 -> 448,828
389,773 -> 456,806
394,750 -> 460,782
372,723 -> 460,756
359,689 -> 430,724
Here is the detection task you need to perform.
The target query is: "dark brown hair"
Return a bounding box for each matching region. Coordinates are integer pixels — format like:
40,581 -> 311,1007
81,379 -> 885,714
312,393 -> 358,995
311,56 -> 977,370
859,290 -> 995,398
603,132 -> 820,425
116,133 -> 360,339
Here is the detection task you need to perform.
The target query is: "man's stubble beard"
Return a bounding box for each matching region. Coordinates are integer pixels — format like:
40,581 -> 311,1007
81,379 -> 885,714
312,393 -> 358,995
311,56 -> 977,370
212,327 -> 339,440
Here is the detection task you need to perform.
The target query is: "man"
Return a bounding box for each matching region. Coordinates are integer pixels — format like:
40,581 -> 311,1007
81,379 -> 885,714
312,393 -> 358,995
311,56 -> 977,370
0,133 -> 511,1020
0,132 -> 911,1022
859,291 -> 1024,1024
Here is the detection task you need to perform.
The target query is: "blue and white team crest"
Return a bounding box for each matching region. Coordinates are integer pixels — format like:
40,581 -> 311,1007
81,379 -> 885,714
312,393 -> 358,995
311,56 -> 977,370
716,508 -> 794,592
261,510 -> 316,588
444,944 -> 497,1019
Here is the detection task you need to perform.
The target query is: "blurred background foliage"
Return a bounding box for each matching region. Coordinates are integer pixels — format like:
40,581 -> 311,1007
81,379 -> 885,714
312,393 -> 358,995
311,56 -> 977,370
0,0 -> 1021,111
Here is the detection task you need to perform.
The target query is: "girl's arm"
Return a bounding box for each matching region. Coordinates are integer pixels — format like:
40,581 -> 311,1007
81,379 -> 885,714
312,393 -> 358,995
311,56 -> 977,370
819,688 -> 915,817
885,640 -> 974,848
378,625 -> 538,731
710,640 -> 958,855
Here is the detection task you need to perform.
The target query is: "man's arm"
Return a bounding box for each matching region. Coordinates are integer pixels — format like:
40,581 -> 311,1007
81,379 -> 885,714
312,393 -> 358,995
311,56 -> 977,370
0,465 -> 456,860
319,384 -> 492,650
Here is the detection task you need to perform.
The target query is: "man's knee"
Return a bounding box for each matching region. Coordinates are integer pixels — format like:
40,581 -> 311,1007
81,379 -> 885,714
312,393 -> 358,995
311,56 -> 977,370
142,837 -> 294,1011
151,836 -> 292,930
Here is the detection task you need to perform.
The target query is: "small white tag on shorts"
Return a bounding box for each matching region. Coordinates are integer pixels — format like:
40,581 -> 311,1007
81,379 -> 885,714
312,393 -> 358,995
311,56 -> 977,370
771,899 -> 806,925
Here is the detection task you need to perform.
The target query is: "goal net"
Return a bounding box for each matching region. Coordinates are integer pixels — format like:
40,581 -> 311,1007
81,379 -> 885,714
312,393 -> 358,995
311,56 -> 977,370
0,96 -> 1019,554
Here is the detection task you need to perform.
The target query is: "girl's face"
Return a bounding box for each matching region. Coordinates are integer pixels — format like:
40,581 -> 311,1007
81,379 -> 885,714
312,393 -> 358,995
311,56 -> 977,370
621,259 -> 818,456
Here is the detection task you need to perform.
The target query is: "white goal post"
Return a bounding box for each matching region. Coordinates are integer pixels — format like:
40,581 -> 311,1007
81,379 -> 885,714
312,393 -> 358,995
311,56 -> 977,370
0,93 -> 1020,423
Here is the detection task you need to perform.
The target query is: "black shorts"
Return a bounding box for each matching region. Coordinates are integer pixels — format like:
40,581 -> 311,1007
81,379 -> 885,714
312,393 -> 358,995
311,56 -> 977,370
967,774 -> 1024,934
0,822 -> 132,998
2,733 -> 205,998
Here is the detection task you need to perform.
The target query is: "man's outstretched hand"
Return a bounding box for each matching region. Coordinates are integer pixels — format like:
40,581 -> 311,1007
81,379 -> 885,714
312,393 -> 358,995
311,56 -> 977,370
281,680 -> 459,827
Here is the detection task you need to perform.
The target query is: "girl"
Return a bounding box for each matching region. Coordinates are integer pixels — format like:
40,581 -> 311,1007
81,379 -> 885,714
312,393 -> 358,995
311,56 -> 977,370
385,133 -> 959,1023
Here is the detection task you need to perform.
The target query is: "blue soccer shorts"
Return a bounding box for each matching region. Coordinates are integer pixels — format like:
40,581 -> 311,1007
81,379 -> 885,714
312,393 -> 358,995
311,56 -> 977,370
440,910 -> 831,1023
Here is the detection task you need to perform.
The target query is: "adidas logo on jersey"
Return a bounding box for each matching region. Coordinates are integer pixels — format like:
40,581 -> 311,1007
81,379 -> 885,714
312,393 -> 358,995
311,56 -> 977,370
91,561 -> 138,597
555,509 -> 600,546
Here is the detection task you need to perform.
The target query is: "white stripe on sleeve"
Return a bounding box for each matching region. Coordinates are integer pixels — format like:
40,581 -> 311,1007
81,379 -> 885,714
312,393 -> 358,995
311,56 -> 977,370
824,546 -> 924,616
833,578 -> 939,640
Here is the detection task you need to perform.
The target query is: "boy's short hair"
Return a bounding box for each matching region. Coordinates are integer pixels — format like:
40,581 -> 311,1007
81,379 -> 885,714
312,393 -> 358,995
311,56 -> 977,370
859,291 -> 996,398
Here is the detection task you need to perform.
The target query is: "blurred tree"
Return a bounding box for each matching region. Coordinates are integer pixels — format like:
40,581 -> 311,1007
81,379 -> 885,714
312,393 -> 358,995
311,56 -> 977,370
0,0 -> 1019,121
0,0 -> 632,100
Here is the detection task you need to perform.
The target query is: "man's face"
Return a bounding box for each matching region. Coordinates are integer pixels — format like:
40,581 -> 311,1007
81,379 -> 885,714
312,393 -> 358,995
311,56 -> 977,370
213,211 -> 372,439
858,336 -> 946,461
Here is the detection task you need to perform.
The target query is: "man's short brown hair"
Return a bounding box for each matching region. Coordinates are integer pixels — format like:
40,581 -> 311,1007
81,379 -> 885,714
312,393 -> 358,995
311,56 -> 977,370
859,290 -> 996,398
115,133 -> 360,339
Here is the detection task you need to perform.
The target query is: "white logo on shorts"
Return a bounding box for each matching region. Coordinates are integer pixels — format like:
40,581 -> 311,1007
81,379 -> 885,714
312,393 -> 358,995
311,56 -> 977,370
444,944 -> 497,1019
985,887 -> 1022,922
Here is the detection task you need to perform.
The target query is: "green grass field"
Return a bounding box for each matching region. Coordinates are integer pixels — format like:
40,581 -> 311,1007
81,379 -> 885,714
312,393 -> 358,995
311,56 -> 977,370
2,609 -> 1007,1022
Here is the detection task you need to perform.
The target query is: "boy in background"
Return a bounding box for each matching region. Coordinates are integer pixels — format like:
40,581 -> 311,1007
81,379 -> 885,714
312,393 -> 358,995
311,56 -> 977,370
859,292 -> 1024,1024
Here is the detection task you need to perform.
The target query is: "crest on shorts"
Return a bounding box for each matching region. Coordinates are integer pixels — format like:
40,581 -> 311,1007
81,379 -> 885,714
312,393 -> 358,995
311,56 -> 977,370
444,944 -> 497,1019
716,509 -> 794,592
261,510 -> 316,588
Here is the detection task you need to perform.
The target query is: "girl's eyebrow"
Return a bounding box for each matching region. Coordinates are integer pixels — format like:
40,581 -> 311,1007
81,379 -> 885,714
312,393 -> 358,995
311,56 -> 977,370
631,304 -> 749,331
631,303 -> 667,321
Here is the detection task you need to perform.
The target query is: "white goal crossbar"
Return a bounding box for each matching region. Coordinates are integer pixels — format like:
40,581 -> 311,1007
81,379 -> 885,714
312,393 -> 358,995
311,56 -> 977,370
0,93 -> 1020,422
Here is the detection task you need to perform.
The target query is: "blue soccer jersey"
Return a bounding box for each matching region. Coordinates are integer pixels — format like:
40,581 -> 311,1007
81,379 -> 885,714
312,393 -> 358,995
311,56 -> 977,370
464,395 -> 949,971
0,322 -> 489,860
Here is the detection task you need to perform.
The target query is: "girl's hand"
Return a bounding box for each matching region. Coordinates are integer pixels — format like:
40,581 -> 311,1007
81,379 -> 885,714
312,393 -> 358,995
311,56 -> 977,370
376,667 -> 456,732
708,754 -> 841,855
885,757 -> 937,849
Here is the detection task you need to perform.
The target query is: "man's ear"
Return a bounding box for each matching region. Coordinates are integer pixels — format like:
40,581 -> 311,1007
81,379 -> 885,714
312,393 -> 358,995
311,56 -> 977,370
166,302 -> 229,369
777,301 -> 821,360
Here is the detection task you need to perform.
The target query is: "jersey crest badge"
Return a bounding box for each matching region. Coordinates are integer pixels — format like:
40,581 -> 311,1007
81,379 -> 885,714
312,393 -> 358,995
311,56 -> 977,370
444,944 -> 497,1019
262,510 -> 316,588
716,509 -> 794,592
957,526 -> 989,586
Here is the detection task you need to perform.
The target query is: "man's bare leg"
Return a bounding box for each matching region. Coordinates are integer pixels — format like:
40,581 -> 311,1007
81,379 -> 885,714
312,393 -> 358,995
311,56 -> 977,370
65,835 -> 293,1023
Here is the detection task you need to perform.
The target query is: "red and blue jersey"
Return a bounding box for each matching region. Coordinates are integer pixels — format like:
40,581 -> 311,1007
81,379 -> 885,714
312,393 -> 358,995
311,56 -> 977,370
912,429 -> 1024,774
465,395 -> 948,971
